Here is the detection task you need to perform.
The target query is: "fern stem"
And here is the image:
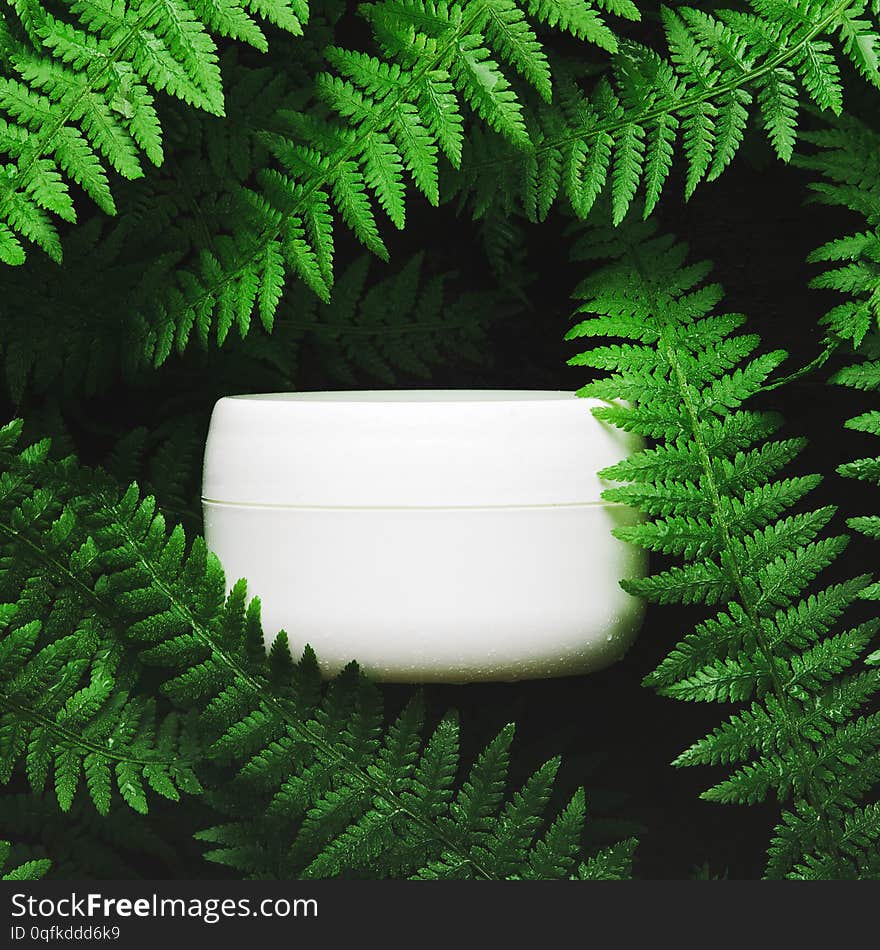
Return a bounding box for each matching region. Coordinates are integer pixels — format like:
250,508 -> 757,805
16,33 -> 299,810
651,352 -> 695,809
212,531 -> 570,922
0,696 -> 181,768
762,338 -> 840,392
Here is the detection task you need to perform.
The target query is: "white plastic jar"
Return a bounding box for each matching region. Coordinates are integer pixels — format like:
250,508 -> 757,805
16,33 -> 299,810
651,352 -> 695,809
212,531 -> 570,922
202,391 -> 646,682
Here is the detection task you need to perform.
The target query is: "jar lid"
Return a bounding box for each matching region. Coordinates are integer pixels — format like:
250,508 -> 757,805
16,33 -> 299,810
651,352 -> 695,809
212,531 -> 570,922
202,391 -> 639,508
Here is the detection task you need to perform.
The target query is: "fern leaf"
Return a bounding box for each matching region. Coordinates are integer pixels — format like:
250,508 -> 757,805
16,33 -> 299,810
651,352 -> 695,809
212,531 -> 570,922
0,839 -> 50,880
454,33 -> 530,146
479,0 -> 553,102
568,217 -> 880,878
0,0 -> 307,262
457,1 -> 880,226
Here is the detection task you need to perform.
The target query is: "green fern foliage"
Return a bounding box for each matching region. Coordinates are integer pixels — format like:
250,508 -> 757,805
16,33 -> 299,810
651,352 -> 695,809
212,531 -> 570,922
834,343 -> 880,576
0,48 -> 305,397
198,679 -> 627,879
458,0 -> 880,226
181,250 -> 498,390
134,0 -> 639,367
275,251 -> 496,385
796,115 -> 880,347
0,788 -> 198,877
802,115 -> 880,607
0,214 -> 498,398
0,422 -> 202,815
567,219 -> 880,878
0,419 -> 634,879
0,0 -> 308,264
576,835 -> 639,879
0,838 -> 50,880
834,354 -> 880,569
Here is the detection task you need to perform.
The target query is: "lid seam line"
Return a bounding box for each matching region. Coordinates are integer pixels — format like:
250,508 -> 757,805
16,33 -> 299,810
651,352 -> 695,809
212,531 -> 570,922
200,498 -> 628,511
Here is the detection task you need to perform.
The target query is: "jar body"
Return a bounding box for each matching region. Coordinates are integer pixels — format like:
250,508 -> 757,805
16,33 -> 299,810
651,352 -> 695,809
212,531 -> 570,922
202,500 -> 646,682
202,390 -> 647,683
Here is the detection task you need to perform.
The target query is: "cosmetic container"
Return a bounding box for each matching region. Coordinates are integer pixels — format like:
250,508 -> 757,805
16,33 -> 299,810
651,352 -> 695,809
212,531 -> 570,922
202,391 -> 646,682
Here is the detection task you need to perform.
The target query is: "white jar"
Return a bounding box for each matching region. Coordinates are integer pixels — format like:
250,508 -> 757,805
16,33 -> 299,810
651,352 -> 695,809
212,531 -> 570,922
202,391 -> 646,682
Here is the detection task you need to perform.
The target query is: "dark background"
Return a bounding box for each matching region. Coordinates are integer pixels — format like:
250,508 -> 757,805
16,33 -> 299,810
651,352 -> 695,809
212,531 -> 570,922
4,7 -> 878,880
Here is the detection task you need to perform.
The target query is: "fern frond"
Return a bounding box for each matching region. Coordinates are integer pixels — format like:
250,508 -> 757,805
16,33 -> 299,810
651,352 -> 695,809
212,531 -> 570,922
801,116 -> 880,615
0,0 -> 308,262
0,788 -> 194,877
576,836 -> 639,879
567,218 -> 880,879
795,115 -> 880,348
0,96 -> 500,408
111,0 -> 637,368
457,0 -> 880,226
0,838 -> 50,880
0,423 -> 202,815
